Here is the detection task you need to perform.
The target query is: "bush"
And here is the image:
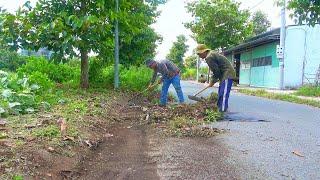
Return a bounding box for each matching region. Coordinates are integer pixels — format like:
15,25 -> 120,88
296,85 -> 320,97
28,71 -> 54,92
182,68 -> 196,80
17,57 -> 80,83
0,70 -> 57,116
0,50 -> 26,71
120,66 -> 153,91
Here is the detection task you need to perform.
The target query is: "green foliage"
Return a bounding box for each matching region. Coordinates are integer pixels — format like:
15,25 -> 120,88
0,50 -> 26,71
287,0 -> 320,26
28,72 -> 54,92
166,35 -> 189,71
4,0 -> 166,88
185,0 -> 253,50
32,125 -> 61,138
205,109 -> 223,122
120,66 -> 154,91
182,68 -> 197,80
119,27 -> 162,66
296,86 -> 320,97
12,175 -> 24,180
184,55 -> 197,68
17,57 -> 80,83
0,72 -> 39,116
251,10 -> 271,35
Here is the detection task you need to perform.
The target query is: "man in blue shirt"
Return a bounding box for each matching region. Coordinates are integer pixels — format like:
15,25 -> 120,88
146,59 -> 185,106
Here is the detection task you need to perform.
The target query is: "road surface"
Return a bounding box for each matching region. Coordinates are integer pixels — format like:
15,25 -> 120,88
170,81 -> 320,179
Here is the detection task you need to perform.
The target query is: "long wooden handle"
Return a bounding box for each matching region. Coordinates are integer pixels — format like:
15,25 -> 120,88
194,86 -> 210,96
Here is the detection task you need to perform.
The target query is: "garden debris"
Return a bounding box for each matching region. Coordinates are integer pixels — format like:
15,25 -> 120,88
0,119 -> 6,127
292,150 -> 304,157
57,118 -> 67,136
47,147 -> 55,153
63,136 -> 75,142
104,133 -> 114,138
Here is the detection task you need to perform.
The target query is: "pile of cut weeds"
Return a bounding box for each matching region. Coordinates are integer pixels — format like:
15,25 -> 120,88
133,92 -> 225,137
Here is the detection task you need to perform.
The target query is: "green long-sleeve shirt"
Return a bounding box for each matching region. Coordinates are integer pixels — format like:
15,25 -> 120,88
205,51 -> 236,83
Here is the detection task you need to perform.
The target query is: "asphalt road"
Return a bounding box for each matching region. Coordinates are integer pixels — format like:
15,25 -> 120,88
170,81 -> 320,179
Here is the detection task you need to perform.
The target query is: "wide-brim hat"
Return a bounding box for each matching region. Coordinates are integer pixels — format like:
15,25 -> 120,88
196,44 -> 211,54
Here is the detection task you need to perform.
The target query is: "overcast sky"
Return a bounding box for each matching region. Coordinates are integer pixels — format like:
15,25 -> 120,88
0,0 -> 294,60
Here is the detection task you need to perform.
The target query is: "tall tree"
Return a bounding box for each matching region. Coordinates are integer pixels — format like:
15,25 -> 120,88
185,0 -> 253,50
286,0 -> 320,26
13,0 -> 165,88
184,55 -> 197,68
251,10 -> 271,35
166,35 -> 189,71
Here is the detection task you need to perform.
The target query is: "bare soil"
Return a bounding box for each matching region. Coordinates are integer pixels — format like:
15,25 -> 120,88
1,92 -> 239,179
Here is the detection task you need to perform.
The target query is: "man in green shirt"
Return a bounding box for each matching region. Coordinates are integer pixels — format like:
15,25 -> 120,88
195,44 -> 236,112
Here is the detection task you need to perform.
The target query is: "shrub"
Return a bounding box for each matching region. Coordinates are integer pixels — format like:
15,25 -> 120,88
0,50 -> 26,71
28,71 -> 54,92
182,68 -> 196,80
0,70 -> 56,116
17,57 -> 80,83
120,66 -> 153,91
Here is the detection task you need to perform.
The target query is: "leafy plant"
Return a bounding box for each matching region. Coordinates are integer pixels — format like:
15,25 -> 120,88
17,57 -> 80,83
182,68 -> 196,80
120,66 -> 153,92
204,109 -> 223,123
32,125 -> 61,138
0,49 -> 26,71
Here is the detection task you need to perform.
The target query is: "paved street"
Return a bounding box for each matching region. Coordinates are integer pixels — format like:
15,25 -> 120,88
170,81 -> 320,179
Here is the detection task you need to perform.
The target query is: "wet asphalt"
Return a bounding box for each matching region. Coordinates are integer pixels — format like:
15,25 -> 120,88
170,81 -> 320,179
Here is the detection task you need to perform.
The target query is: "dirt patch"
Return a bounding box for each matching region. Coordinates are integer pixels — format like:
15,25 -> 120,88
1,91 -> 227,179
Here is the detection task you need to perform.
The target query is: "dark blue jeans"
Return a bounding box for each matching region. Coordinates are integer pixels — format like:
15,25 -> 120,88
160,75 -> 185,105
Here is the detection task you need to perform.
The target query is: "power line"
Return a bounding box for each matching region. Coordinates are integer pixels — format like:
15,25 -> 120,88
249,0 -> 266,11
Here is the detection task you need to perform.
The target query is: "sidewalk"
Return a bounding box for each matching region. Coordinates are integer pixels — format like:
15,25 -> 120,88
186,80 -> 320,102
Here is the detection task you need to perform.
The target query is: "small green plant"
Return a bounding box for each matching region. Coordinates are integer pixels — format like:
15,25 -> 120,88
205,109 -> 223,122
12,175 -> 24,180
32,125 -> 61,138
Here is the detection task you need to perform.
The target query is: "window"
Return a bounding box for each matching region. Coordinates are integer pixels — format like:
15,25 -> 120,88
252,56 -> 272,67
241,62 -> 251,69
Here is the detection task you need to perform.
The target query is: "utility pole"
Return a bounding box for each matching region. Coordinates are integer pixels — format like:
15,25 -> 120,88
279,0 -> 286,90
114,0 -> 120,89
196,57 -> 199,82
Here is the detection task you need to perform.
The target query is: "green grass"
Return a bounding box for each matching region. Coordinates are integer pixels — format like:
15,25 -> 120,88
295,86 -> 320,97
238,89 -> 320,108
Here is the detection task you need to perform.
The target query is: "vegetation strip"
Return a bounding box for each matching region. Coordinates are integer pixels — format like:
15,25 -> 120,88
238,89 -> 320,108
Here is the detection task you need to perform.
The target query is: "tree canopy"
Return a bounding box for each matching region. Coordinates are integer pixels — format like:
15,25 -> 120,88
0,0 -> 166,88
251,10 -> 271,35
287,0 -> 320,26
166,35 -> 189,71
185,0 -> 253,50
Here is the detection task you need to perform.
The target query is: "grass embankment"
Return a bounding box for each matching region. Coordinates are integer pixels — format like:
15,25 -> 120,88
238,89 -> 320,108
295,86 -> 320,97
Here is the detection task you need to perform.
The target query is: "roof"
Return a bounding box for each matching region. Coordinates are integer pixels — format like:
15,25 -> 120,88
224,28 -> 280,55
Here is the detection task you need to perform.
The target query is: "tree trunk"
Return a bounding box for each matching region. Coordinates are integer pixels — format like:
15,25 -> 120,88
80,49 -> 89,89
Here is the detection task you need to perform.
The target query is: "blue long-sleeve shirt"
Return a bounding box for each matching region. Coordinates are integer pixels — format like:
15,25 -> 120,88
150,59 -> 180,84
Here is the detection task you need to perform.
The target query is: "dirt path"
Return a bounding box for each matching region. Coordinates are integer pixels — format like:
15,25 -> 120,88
71,124 -> 159,180
64,123 -> 239,180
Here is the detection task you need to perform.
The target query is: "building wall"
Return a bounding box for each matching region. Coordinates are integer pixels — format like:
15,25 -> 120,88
284,25 -> 320,88
239,42 -> 279,88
